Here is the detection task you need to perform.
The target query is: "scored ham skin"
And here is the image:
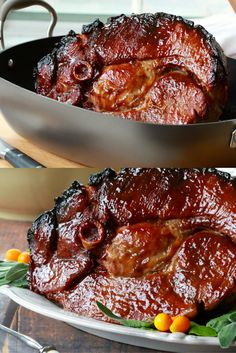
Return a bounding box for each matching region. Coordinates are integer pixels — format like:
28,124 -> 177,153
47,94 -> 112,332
28,169 -> 236,322
35,13 -> 228,125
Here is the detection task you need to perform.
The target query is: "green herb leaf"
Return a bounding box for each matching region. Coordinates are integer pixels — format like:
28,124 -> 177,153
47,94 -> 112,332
205,310 -> 236,348
229,312 -> 236,322
189,322 -> 217,337
5,263 -> 28,282
206,311 -> 236,333
0,261 -> 16,267
96,301 -> 120,320
0,261 -> 28,288
12,278 -> 29,288
119,319 -> 154,329
0,278 -> 10,286
96,301 -> 154,329
218,323 -> 236,348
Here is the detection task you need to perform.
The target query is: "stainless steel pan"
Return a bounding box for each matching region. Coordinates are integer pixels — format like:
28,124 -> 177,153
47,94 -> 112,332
0,0 -> 235,167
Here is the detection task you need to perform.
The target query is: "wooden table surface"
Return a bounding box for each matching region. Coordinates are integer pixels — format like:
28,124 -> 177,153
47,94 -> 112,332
0,219 -> 168,353
0,112 -> 83,168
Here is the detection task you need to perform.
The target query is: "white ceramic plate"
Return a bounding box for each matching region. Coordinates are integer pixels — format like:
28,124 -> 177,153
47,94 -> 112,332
0,286 -> 235,353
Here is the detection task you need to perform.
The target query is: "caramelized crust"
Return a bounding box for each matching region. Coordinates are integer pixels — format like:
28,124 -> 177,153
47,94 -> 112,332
28,169 -> 236,322
35,13 -> 228,124
47,231 -> 236,321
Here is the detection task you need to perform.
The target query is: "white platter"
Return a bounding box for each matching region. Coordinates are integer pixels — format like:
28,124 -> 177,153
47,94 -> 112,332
0,286 -> 235,353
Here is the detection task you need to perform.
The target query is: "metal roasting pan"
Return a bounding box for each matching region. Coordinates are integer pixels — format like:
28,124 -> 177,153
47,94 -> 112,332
0,0 -> 235,167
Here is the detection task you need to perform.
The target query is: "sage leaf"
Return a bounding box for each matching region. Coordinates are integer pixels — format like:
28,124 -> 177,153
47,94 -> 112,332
218,323 -> 236,348
229,312 -> 236,322
0,278 -> 10,286
96,301 -> 121,320
0,261 -> 28,288
96,301 -> 154,329
119,318 -> 154,329
189,322 -> 217,337
207,311 -> 236,331
5,263 -> 28,282
13,278 -> 28,288
207,313 -> 232,333
0,261 -> 16,267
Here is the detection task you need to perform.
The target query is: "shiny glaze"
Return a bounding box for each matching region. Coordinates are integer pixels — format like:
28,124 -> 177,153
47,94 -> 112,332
32,253 -> 92,294
102,220 -> 185,277
95,169 -> 236,238
170,231 -> 236,310
35,13 -> 228,125
90,65 -> 208,124
28,169 -> 236,322
48,267 -> 198,322
47,231 -> 236,322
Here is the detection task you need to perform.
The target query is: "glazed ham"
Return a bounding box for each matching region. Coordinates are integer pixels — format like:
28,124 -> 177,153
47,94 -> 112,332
28,169 -> 236,322
35,13 -> 228,125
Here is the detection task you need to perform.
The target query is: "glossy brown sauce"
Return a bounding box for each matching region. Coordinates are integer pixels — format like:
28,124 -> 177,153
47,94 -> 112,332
35,13 -> 227,124
28,169 -> 236,322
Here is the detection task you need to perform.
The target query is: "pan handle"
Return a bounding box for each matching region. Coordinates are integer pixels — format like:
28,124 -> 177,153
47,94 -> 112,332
0,0 -> 57,50
230,129 -> 236,148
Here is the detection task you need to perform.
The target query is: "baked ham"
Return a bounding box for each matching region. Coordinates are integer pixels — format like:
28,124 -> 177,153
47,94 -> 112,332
28,169 -> 236,322
35,13 -> 228,125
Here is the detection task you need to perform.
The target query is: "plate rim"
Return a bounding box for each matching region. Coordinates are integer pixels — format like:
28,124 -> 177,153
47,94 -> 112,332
0,285 -> 235,348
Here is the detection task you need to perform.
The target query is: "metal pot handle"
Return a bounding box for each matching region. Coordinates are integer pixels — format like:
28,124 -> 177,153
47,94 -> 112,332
0,0 -> 57,50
